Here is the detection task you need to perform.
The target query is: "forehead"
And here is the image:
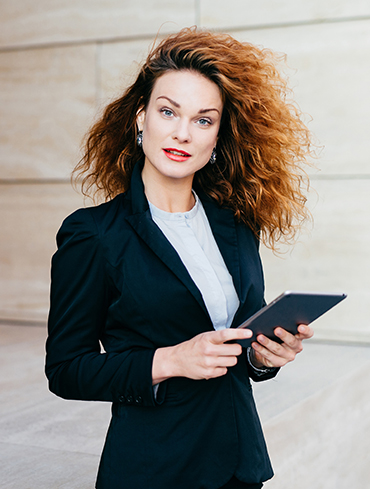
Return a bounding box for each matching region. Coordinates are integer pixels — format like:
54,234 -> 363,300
149,70 -> 223,110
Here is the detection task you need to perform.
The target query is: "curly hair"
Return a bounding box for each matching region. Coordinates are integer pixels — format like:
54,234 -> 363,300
74,27 -> 314,249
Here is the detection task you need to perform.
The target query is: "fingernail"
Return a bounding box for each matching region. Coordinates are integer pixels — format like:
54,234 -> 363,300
244,329 -> 253,337
258,336 -> 267,344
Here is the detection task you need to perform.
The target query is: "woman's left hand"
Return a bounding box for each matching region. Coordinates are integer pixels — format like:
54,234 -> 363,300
251,324 -> 314,369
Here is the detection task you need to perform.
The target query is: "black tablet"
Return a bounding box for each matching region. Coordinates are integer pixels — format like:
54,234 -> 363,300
237,291 -> 347,347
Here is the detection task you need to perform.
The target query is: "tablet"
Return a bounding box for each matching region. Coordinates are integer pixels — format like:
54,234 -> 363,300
237,291 -> 347,347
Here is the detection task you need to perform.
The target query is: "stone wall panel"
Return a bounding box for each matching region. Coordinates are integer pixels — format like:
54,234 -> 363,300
98,39 -> 151,105
0,45 -> 96,179
260,178 -> 370,342
200,0 -> 370,29
234,20 -> 370,176
0,0 -> 195,49
0,184 -> 85,321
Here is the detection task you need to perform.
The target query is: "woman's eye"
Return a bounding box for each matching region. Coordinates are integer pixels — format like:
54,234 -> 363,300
197,118 -> 212,126
160,108 -> 174,117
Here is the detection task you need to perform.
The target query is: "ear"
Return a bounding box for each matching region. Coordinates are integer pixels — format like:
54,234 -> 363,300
136,109 -> 146,132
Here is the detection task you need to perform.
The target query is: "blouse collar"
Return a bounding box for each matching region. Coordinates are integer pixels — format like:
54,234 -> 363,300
148,192 -> 200,221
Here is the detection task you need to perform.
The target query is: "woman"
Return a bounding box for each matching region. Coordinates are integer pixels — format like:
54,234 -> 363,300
46,28 -> 314,489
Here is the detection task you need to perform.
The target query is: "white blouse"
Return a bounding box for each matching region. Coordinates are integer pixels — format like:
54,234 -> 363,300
148,192 -> 239,330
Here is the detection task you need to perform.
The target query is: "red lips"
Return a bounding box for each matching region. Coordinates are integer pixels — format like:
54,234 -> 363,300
163,148 -> 191,156
163,148 -> 191,162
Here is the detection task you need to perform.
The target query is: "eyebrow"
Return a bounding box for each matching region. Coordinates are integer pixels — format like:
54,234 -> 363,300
156,96 -> 220,114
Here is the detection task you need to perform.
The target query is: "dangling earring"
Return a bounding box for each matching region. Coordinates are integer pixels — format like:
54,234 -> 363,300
136,131 -> 143,148
209,147 -> 217,164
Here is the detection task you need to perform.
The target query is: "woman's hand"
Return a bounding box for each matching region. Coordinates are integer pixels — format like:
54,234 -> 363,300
250,324 -> 314,369
152,328 -> 253,384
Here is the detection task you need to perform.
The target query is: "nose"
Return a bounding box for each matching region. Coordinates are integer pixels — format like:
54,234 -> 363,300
172,119 -> 191,143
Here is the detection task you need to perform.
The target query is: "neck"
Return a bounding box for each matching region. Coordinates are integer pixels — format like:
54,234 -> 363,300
141,163 -> 195,213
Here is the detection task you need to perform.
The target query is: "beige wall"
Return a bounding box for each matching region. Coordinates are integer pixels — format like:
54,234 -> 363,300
0,1 -> 369,341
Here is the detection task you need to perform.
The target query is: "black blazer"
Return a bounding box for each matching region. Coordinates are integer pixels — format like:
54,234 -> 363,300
46,161 -> 278,489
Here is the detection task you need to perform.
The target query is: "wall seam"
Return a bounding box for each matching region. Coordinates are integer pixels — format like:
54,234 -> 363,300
0,179 -> 71,185
310,174 -> 370,181
215,15 -> 370,33
0,32 -> 169,54
1,14 -> 370,54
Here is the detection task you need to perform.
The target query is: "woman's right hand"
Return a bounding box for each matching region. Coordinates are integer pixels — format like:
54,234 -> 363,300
152,328 -> 253,384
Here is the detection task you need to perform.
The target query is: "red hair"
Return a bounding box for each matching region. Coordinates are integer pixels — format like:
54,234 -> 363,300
74,27 -> 314,249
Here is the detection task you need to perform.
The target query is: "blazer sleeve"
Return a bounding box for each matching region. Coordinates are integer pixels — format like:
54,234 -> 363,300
246,356 -> 280,382
45,209 -> 158,407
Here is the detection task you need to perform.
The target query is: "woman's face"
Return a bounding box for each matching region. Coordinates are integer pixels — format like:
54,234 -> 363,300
137,70 -> 223,186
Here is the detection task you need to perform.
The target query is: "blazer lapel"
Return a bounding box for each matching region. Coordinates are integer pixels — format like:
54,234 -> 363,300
200,192 -> 257,313
125,162 -> 210,319
200,196 -> 243,301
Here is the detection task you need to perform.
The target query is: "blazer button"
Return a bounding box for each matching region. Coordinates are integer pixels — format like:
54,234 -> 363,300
135,396 -> 143,405
118,395 -> 126,403
126,395 -> 134,404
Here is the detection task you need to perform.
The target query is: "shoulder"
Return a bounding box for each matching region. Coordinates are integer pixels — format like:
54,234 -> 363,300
56,193 -> 129,247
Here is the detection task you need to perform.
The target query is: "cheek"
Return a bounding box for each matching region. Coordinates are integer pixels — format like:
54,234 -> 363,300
143,114 -> 166,145
142,121 -> 157,155
200,131 -> 218,152
207,123 -> 220,147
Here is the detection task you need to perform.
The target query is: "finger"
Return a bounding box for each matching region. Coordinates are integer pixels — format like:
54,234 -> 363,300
252,325 -> 313,368
255,331 -> 299,360
216,343 -> 243,357
202,341 -> 243,358
198,335 -> 244,360
252,342 -> 292,367
204,366 -> 228,380
211,355 -> 239,368
296,324 -> 314,339
252,342 -> 282,367
255,334 -> 291,358
209,328 -> 253,345
274,325 -> 313,342
273,328 -> 302,350
252,348 -> 276,368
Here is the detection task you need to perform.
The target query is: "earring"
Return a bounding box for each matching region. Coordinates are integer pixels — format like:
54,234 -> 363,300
136,131 -> 143,148
209,147 -> 217,164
